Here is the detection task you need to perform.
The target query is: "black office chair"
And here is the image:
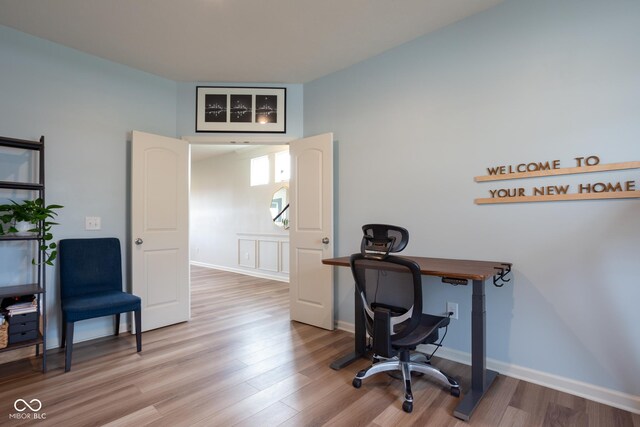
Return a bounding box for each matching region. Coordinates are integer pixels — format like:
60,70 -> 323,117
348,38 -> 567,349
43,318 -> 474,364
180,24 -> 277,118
350,224 -> 459,413
59,238 -> 142,372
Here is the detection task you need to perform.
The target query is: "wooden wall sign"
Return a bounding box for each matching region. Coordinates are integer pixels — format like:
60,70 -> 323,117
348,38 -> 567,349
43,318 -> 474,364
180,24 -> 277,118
475,155 -> 640,204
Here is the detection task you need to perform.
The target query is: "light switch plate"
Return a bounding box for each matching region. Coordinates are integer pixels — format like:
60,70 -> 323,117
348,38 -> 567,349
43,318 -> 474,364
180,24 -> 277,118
85,216 -> 101,230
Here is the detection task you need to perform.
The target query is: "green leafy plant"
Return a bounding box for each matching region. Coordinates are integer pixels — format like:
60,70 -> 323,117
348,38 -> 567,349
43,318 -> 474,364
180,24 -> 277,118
0,198 -> 63,265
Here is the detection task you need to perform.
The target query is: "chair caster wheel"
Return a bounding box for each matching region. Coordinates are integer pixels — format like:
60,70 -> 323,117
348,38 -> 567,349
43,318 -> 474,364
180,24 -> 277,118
402,400 -> 413,413
451,387 -> 461,397
352,378 -> 362,388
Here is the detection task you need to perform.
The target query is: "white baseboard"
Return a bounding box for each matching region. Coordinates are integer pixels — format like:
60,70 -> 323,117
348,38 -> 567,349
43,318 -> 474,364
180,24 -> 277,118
190,261 -> 289,283
336,320 -> 355,334
334,321 -> 640,414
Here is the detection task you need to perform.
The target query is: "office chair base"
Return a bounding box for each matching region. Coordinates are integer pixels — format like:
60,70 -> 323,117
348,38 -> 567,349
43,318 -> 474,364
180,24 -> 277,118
372,352 -> 430,365
355,359 -> 458,388
353,358 -> 460,413
373,352 -> 431,379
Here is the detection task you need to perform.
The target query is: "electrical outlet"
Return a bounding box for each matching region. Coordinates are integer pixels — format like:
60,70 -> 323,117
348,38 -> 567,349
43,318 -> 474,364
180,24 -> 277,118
446,301 -> 459,320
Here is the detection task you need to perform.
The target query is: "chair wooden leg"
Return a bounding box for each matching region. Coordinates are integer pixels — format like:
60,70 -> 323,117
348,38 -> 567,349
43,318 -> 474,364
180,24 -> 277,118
65,322 -> 74,372
134,310 -> 142,352
115,313 -> 120,336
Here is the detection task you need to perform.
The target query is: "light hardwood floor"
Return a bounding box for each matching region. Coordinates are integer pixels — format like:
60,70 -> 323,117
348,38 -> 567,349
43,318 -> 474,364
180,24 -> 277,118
0,266 -> 638,426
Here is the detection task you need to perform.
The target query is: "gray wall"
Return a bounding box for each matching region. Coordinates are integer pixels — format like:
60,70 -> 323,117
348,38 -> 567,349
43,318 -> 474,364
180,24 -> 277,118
304,0 -> 640,401
0,24 -> 178,346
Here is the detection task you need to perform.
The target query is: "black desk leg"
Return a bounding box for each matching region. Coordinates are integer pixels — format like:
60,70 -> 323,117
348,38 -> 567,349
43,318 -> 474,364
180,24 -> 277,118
330,288 -> 368,370
453,279 -> 499,421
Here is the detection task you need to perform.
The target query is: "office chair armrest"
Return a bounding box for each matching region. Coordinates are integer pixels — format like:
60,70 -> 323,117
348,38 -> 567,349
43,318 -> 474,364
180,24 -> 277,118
373,307 -> 396,358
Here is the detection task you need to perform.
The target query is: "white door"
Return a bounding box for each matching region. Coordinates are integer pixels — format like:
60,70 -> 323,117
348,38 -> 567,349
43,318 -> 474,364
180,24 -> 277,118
289,133 -> 334,330
131,130 -> 190,332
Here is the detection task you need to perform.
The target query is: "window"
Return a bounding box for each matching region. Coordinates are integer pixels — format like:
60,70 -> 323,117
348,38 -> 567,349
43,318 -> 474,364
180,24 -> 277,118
275,151 -> 290,182
250,155 -> 269,186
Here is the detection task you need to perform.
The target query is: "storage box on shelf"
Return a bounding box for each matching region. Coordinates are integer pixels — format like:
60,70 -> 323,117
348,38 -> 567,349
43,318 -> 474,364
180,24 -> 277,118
8,311 -> 39,345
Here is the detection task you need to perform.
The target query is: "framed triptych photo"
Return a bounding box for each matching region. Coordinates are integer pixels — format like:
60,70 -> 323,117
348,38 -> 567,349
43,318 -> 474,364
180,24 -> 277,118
196,86 -> 286,133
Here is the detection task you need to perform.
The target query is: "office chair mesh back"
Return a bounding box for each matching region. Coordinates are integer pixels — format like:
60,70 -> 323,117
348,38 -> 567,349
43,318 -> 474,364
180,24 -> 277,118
351,255 -> 423,356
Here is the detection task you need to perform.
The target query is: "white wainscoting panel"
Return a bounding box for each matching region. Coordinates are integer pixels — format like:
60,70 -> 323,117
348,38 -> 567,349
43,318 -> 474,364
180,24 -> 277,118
258,240 -> 279,272
238,239 -> 257,268
237,233 -> 289,280
280,241 -> 290,274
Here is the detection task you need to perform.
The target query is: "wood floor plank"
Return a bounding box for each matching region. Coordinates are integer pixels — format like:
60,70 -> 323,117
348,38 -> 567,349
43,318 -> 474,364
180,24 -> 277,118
468,375 -> 520,425
543,401 -> 589,427
100,405 -> 163,427
322,384 -> 400,426
371,381 -> 443,427
498,406 -> 530,427
279,379 -> 373,427
411,390 -> 467,427
234,401 -> 299,427
0,265 -> 636,427
154,381 -> 260,426
193,373 -> 312,426
586,399 -> 636,427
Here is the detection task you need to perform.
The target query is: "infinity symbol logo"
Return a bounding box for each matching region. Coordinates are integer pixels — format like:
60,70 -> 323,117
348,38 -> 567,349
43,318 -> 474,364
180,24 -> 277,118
14,399 -> 42,412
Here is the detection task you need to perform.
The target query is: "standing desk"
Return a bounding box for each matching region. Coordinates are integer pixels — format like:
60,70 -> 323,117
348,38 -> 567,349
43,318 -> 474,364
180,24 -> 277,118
322,255 -> 511,421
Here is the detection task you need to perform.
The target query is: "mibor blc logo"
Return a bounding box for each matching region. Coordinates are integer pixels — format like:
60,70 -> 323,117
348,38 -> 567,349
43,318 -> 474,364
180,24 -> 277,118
9,398 -> 46,420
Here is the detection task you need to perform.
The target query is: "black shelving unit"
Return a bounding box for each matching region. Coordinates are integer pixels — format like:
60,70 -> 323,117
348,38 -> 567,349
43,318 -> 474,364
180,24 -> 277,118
0,135 -> 47,372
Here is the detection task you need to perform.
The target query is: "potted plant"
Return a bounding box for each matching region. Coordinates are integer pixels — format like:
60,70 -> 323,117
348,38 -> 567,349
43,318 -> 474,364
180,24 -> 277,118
0,198 -> 63,265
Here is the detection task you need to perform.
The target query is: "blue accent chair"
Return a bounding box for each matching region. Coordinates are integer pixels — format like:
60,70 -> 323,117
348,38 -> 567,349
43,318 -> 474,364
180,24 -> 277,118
59,238 -> 141,372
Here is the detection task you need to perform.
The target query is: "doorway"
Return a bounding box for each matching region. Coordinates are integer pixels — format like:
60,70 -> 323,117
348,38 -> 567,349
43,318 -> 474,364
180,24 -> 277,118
189,143 -> 291,282
187,132 -> 335,331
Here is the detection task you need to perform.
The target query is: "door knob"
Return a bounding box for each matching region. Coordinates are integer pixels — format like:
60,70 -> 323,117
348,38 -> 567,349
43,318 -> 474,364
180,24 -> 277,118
322,237 -> 330,244
135,238 -> 143,245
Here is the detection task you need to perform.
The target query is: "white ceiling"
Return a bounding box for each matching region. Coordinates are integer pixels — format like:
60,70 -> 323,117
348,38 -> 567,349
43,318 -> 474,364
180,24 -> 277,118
1,0 -> 503,161
0,0 -> 503,83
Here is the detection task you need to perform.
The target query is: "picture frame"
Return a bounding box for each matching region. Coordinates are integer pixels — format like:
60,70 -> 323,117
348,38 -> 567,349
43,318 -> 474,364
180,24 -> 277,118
196,86 -> 286,133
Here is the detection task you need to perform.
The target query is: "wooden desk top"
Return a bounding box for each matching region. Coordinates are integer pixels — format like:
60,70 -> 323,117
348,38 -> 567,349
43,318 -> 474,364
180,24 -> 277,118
322,255 -> 511,281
